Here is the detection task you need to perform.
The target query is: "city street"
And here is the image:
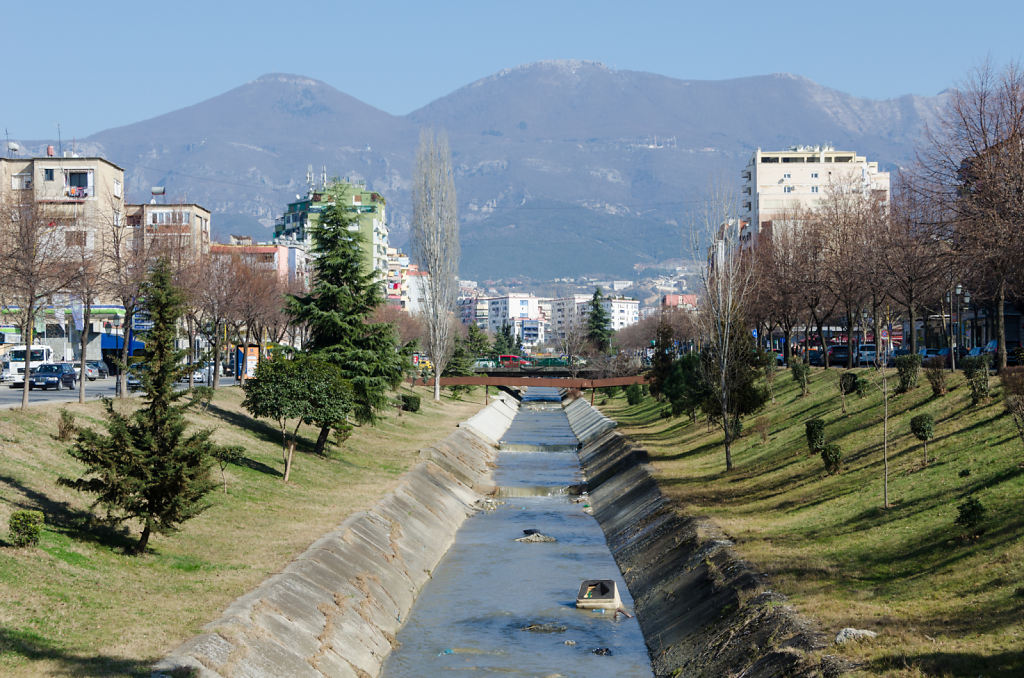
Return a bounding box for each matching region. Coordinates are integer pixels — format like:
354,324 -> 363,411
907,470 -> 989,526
0,376 -> 238,409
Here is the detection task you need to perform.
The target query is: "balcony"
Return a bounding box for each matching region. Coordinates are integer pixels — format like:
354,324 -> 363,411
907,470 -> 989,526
64,186 -> 93,199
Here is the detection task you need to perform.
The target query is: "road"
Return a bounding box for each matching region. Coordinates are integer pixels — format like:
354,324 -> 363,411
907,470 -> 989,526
0,376 -> 238,410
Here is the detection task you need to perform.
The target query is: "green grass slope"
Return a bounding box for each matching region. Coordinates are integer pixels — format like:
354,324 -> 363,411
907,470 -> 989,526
602,367 -> 1024,677
0,386 -> 483,677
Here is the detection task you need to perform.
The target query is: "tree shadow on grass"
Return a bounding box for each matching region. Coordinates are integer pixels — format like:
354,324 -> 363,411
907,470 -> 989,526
0,473 -> 136,552
867,649 -> 1024,677
0,626 -> 156,677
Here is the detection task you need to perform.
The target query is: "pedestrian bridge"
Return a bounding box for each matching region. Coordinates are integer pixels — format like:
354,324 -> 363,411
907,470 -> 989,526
411,374 -> 648,404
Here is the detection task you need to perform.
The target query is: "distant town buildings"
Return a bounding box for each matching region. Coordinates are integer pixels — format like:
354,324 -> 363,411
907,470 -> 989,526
739,145 -> 891,249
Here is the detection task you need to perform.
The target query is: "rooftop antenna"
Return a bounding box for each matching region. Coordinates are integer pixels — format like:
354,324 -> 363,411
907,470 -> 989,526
57,123 -> 62,157
321,164 -> 327,189
306,164 -> 314,195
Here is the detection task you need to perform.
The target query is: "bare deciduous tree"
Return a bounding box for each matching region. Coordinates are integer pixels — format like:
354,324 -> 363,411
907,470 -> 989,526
411,128 -> 460,400
922,60 -> 1024,369
692,190 -> 758,471
0,194 -> 80,409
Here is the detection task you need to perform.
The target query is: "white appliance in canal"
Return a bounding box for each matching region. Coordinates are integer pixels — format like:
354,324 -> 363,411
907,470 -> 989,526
576,579 -> 622,611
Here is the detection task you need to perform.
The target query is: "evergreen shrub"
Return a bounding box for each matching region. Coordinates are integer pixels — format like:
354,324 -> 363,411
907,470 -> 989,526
961,355 -> 991,405
821,443 -> 842,475
400,393 -> 421,412
894,354 -> 923,393
8,510 -> 44,547
805,418 -> 825,454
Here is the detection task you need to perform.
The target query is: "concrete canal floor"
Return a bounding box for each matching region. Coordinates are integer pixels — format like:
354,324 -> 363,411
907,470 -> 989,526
381,389 -> 652,677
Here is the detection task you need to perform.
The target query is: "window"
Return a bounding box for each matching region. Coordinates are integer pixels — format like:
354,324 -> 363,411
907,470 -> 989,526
66,170 -> 93,197
65,231 -> 86,248
811,186 -> 819,194
113,179 -> 122,198
784,186 -> 795,193
810,172 -> 819,179
44,169 -> 54,181
11,173 -> 31,190
113,211 -> 122,226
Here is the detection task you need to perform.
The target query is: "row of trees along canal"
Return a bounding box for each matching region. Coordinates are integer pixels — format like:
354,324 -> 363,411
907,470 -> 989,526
743,61 -> 1024,373
615,61 -> 1024,491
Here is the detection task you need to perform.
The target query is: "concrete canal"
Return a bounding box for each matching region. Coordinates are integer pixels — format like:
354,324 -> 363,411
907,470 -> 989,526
381,388 -> 653,677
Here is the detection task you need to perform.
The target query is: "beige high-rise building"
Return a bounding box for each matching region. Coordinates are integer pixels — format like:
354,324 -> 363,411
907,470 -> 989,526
739,145 -> 890,249
0,154 -> 126,260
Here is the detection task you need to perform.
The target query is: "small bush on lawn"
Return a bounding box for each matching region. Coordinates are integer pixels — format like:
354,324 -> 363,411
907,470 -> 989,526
625,383 -> 643,406
838,372 -> 864,413
894,354 -> 923,394
821,443 -> 842,475
805,418 -> 825,455
754,416 -> 770,443
1001,367 -> 1024,452
8,510 -> 44,547
791,361 -> 810,396
910,413 -> 935,464
961,355 -> 991,405
956,496 -> 985,533
56,408 -> 76,441
400,393 -> 421,412
923,357 -> 947,397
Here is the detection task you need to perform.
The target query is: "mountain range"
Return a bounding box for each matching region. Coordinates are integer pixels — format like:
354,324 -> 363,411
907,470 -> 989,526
15,61 -> 948,280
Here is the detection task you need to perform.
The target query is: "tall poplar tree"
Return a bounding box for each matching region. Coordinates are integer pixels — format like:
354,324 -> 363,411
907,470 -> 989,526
287,187 -> 406,440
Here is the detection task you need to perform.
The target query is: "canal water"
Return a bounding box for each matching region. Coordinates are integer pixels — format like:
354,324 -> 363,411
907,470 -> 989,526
381,388 -> 652,677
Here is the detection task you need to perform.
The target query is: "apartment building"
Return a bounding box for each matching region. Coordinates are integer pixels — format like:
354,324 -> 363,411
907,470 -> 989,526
576,295 -> 640,332
126,202 -> 210,262
487,294 -> 546,347
739,145 -> 890,249
458,296 -> 490,329
274,180 -> 389,278
548,294 -> 592,342
1,153 -> 126,262
211,243 -> 292,283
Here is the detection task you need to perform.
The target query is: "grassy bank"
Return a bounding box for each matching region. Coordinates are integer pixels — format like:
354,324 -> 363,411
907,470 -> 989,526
0,385 -> 483,677
601,368 -> 1023,677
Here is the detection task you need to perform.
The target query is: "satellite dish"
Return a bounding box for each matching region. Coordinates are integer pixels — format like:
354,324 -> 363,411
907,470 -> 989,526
151,186 -> 165,195
6,142 -> 20,153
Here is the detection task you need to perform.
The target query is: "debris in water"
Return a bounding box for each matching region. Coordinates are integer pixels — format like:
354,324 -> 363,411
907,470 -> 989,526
523,528 -> 539,535
592,647 -> 613,656
437,648 -> 453,656
516,532 -> 557,543
563,640 -> 577,646
521,623 -> 567,633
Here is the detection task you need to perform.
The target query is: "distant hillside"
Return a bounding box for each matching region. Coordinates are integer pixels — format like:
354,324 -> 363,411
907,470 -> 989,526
13,62 -> 947,279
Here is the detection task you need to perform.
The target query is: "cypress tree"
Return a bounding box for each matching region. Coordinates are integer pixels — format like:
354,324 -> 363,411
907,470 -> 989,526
60,259 -> 220,554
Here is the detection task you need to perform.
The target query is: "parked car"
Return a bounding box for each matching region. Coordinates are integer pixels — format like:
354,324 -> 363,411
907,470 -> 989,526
74,363 -> 99,381
806,349 -> 825,367
179,368 -> 207,384
28,363 -> 77,390
0,361 -> 10,384
86,360 -> 109,379
827,345 -> 852,366
857,343 -> 877,367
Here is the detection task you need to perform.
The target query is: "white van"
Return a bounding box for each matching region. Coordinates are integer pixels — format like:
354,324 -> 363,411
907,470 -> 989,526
6,344 -> 54,387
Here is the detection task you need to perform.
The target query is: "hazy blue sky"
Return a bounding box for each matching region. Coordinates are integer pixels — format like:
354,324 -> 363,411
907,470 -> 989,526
4,0 -> 1023,141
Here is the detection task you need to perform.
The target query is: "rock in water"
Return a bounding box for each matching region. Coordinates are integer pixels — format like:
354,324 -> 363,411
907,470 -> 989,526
521,623 -> 567,633
515,532 -> 557,543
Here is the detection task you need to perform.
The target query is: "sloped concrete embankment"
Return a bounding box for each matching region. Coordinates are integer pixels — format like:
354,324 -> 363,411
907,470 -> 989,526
564,398 -> 826,678
153,396 -> 518,678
